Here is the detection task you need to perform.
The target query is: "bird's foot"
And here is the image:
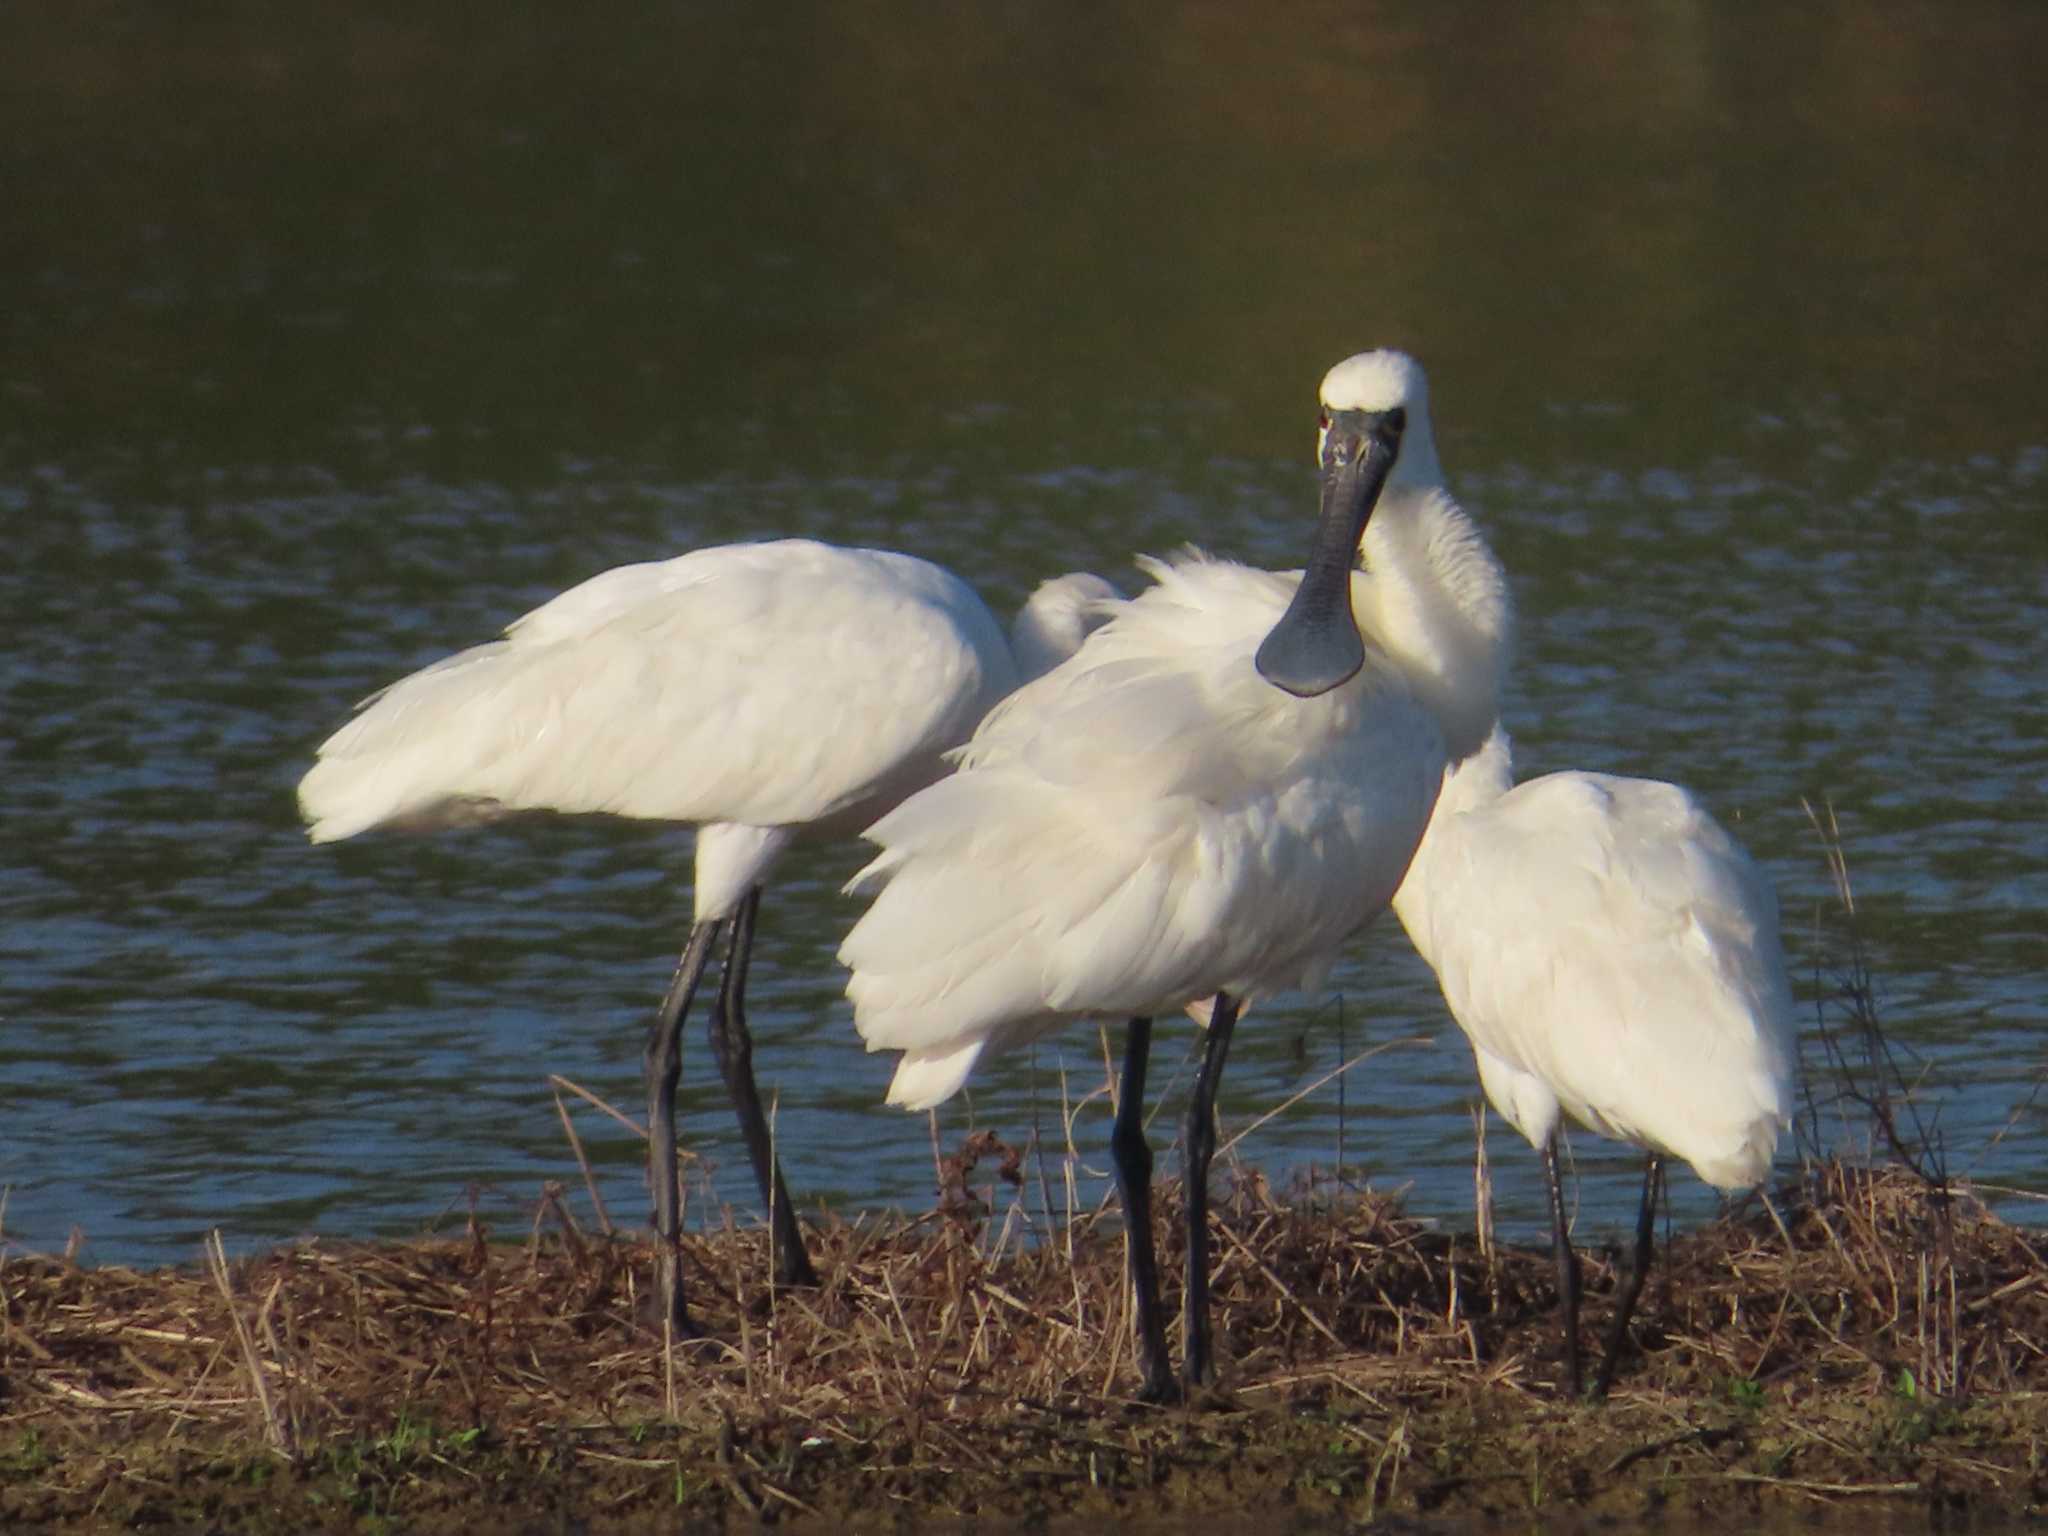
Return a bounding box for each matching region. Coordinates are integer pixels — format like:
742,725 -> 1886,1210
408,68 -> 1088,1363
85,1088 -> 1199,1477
773,1250 -> 822,1292
1132,1367 -> 1183,1408
637,1286 -> 708,1343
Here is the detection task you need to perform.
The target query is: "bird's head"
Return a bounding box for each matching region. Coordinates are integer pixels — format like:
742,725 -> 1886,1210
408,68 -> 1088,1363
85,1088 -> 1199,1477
1256,350 -> 1437,698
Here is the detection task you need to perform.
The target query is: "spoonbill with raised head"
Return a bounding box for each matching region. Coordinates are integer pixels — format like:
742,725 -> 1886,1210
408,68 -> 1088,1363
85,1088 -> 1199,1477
299,538 -> 1119,1337
1390,726 -> 1797,1397
840,351 -> 1514,1399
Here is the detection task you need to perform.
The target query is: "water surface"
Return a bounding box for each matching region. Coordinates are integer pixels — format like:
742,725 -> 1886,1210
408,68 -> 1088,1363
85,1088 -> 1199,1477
2,2 -> 2043,1267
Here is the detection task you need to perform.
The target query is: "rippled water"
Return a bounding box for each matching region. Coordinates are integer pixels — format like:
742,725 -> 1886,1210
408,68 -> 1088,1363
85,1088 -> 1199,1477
3,3 -> 2043,1267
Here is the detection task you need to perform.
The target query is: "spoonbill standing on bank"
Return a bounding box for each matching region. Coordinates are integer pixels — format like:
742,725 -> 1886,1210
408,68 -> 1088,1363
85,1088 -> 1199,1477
299,537 -> 1120,1336
841,352 -> 1514,1399
1390,727 -> 1797,1397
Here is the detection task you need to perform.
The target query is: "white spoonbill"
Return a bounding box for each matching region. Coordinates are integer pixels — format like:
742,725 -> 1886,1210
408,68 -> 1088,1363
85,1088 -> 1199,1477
1390,727 -> 1797,1397
299,537 -> 1119,1336
840,351 -> 1514,1398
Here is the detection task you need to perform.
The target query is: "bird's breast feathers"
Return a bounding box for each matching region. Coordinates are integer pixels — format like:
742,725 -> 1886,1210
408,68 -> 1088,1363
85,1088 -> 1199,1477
959,552 -> 1439,810
844,552 -> 1449,1040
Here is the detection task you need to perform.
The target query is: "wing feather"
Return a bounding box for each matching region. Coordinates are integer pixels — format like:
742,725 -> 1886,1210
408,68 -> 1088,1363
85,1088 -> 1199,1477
300,541 -> 1013,841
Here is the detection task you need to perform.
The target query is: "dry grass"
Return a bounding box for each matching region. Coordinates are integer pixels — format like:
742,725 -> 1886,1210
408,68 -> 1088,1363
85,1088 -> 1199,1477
3,1156 -> 2044,1532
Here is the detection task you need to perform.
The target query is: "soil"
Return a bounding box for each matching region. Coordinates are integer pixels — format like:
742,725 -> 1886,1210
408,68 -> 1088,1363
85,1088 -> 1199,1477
4,1159 -> 2043,1533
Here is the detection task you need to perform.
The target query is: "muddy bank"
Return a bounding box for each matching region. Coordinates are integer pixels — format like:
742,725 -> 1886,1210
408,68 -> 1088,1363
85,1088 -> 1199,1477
3,1161 -> 2043,1532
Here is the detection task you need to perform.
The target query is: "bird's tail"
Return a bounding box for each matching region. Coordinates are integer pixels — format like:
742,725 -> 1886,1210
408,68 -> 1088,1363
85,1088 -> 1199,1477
297,640 -> 516,842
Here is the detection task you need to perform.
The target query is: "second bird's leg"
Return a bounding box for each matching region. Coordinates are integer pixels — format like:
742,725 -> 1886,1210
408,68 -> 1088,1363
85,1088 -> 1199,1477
1541,1132 -> 1584,1397
706,887 -> 819,1290
1110,1016 -> 1175,1403
1592,1152 -> 1664,1400
1180,991 -> 1240,1392
644,918 -> 723,1339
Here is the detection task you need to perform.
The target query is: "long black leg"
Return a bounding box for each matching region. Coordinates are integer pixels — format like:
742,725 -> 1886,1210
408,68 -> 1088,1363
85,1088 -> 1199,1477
706,887 -> 819,1290
1110,1017 -> 1175,1402
1180,991 -> 1239,1392
644,919 -> 722,1338
1541,1131 -> 1584,1397
1592,1152 -> 1663,1400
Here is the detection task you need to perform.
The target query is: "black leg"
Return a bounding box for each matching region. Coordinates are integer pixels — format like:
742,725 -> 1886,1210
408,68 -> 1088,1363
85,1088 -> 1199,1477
1592,1152 -> 1663,1400
1541,1131 -> 1583,1397
644,919 -> 722,1338
1180,991 -> 1239,1393
706,888 -> 819,1290
1110,1017 -> 1175,1402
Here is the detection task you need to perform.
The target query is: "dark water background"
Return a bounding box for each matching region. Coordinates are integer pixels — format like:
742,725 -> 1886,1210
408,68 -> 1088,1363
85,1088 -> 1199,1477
3,3 -> 2044,1268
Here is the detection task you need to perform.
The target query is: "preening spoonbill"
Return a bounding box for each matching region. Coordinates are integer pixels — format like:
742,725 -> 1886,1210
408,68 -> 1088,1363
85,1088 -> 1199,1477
841,351 -> 1514,1398
1390,727 -> 1797,1397
299,537 -> 1119,1335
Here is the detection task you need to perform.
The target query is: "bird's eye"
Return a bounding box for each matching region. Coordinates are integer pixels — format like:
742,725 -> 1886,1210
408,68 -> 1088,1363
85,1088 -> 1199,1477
1318,409 -> 1331,432
1384,407 -> 1407,434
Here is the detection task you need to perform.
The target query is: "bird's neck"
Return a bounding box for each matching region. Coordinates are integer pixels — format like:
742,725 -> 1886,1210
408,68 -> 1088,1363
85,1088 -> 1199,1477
1009,577 -> 1119,683
1359,486 -> 1515,766
1390,724 -> 1513,954
1433,726 -> 1515,817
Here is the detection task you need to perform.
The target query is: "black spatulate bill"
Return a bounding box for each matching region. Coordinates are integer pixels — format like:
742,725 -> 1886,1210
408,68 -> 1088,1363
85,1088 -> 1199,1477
1254,407 -> 1405,699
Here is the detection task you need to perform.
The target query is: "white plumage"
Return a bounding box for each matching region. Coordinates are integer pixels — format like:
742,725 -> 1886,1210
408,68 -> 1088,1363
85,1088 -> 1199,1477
847,551 -> 1458,1105
1390,725 -> 1797,1393
1392,726 -> 1795,1188
299,537 -> 1118,1334
840,350 -> 1515,1395
302,540 -> 1031,915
